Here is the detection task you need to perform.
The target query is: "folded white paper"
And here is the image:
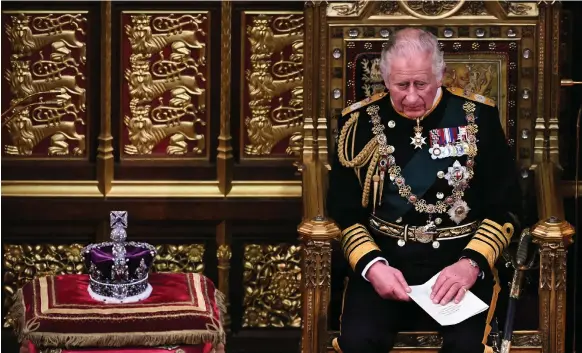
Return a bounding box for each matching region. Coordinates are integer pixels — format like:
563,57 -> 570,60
407,272 -> 489,326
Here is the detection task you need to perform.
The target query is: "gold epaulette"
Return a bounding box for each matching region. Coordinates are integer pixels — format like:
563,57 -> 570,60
447,87 -> 496,107
341,92 -> 388,116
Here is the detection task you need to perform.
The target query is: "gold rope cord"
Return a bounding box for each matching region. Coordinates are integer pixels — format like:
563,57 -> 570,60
336,112 -> 380,207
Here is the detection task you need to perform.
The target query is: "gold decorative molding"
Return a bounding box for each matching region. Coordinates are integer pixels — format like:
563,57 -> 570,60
228,180 -> 302,198
531,217 -> 574,353
1,180 -> 303,198
241,11 -> 304,159
533,4 -> 548,165
547,4 -> 561,165
301,3 -> 328,220
218,1 -> 233,195
1,180 -> 102,197
97,1 -> 114,195
327,1 -> 539,20
559,180 -> 582,198
106,180 -> 222,198
105,180 -> 301,198
216,221 -> 232,331
242,243 -> 302,328
298,216 -> 341,353
327,0 -> 367,17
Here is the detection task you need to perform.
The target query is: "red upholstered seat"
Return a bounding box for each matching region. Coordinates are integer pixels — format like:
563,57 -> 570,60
10,273 -> 226,351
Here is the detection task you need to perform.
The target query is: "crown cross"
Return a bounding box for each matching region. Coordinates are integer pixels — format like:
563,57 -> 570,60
110,210 -> 128,229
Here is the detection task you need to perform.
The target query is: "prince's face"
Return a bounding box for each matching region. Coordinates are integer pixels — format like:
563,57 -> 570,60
385,51 -> 442,119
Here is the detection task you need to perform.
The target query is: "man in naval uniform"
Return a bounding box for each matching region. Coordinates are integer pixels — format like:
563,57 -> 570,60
328,28 -> 522,353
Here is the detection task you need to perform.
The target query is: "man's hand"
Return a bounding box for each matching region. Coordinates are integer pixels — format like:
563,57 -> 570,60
367,261 -> 411,301
430,259 -> 480,305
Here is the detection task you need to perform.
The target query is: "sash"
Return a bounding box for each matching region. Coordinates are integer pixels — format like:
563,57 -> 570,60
380,98 -> 479,220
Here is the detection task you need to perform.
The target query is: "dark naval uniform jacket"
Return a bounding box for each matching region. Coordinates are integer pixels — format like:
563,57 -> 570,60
327,86 -> 522,280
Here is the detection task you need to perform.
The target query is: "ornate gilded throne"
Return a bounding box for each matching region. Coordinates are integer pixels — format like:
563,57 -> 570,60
297,1 -> 576,353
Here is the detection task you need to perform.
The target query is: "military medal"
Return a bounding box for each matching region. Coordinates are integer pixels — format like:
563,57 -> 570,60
410,118 -> 427,149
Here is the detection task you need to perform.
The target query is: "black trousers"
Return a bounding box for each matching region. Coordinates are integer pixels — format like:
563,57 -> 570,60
334,236 -> 499,353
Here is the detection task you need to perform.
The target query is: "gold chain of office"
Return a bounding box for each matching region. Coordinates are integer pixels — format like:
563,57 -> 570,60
366,101 -> 479,214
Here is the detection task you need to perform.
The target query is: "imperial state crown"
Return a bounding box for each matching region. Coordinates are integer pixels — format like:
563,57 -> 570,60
82,211 -> 157,303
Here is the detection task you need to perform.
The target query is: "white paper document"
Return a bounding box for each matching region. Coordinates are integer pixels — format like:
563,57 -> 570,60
407,272 -> 489,326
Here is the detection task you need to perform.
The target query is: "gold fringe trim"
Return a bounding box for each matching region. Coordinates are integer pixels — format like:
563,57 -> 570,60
24,330 -> 225,349
10,289 -> 26,342
215,288 -> 227,327
10,287 -> 227,349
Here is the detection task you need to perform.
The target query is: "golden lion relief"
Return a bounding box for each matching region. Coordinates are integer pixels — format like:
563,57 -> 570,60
244,14 -> 305,157
442,63 -> 496,97
125,53 -> 205,104
125,14 -> 206,56
5,13 -> 86,63
122,13 -> 208,157
124,92 -> 206,156
5,104 -> 86,156
5,60 -> 86,110
2,12 -> 88,157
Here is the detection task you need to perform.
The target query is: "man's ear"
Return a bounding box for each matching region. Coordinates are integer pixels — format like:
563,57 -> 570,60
437,66 -> 446,86
383,75 -> 390,90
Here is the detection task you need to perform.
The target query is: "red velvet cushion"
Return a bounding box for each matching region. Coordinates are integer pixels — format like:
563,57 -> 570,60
10,273 -> 225,349
24,340 -> 215,353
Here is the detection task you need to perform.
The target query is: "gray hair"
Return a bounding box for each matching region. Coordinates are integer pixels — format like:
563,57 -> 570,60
379,28 -> 445,82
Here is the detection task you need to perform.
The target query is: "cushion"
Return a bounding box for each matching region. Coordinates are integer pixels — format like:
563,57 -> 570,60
23,341 -> 216,353
10,273 -> 226,349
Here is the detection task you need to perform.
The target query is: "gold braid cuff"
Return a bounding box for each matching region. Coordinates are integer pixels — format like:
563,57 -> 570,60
464,219 -> 514,268
337,112 -> 380,208
341,223 -> 380,270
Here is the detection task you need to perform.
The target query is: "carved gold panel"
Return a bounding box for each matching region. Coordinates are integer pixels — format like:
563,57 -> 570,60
120,11 -> 210,159
241,12 -> 304,160
327,1 -> 539,19
242,244 -> 301,327
1,11 -> 88,158
153,244 -> 205,274
2,243 -> 206,328
328,25 -> 536,173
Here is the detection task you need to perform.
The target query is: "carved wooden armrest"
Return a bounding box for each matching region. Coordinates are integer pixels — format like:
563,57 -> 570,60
298,217 -> 341,353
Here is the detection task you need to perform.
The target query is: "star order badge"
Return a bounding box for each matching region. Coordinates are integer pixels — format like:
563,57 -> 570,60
410,132 -> 427,149
448,199 -> 471,224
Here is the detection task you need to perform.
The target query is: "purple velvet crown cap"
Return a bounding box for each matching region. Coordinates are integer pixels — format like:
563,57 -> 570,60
83,244 -> 155,279
82,211 -> 157,302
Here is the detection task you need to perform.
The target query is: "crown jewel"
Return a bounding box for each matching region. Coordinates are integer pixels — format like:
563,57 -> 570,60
82,211 -> 157,303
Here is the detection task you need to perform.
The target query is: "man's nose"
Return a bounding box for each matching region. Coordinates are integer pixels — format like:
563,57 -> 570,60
404,89 -> 419,102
